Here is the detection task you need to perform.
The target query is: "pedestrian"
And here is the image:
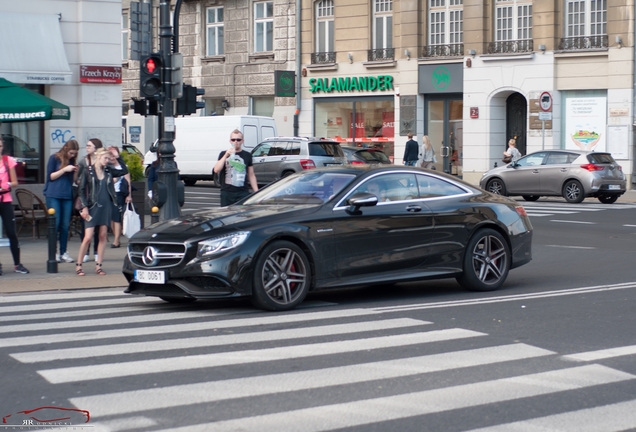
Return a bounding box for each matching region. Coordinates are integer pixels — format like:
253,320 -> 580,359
108,146 -> 132,248
75,138 -> 103,263
504,138 -> 522,163
213,129 -> 259,206
43,139 -> 79,263
419,135 -> 436,169
403,132 -> 419,166
0,136 -> 29,275
75,148 -> 128,276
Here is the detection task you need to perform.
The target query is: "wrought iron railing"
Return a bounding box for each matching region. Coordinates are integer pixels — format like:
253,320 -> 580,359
558,35 -> 608,51
487,39 -> 533,54
311,52 -> 336,64
421,44 -> 464,58
367,48 -> 395,61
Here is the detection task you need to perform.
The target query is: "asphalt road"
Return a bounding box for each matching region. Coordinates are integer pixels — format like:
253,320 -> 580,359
1,195 -> 636,431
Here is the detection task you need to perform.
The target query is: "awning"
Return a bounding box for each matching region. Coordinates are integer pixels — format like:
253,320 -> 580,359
0,12 -> 72,85
0,78 -> 71,122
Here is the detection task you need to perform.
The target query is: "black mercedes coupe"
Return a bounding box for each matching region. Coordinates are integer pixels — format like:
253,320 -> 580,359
123,165 -> 533,311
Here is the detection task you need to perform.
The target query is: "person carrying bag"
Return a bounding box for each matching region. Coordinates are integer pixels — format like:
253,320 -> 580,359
123,202 -> 141,238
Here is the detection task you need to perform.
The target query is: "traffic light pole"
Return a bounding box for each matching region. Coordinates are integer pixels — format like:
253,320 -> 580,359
157,0 -> 181,220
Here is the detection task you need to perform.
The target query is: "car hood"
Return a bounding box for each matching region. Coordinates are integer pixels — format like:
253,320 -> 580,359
130,204 -> 320,242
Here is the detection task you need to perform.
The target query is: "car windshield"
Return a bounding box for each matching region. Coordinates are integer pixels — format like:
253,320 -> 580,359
243,171 -> 356,205
587,153 -> 616,164
308,142 -> 344,157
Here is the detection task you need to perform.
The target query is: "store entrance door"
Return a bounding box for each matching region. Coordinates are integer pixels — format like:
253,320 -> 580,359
426,96 -> 463,176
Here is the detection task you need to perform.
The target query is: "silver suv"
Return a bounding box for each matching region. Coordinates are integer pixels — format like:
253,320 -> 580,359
251,137 -> 347,185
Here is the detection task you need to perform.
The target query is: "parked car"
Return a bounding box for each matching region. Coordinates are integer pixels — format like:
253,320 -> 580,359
341,146 -> 392,165
480,150 -> 626,204
122,143 -> 144,159
123,165 -> 533,311
251,137 -> 347,186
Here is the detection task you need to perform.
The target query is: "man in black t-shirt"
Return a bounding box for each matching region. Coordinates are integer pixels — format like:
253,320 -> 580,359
403,132 -> 419,166
213,129 -> 259,206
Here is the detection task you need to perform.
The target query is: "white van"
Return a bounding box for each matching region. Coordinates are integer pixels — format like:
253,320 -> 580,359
144,115 -> 277,186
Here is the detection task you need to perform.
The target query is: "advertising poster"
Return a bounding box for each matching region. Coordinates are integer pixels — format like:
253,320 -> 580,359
565,97 -> 607,152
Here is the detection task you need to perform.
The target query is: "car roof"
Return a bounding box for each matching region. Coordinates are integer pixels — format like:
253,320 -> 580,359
261,136 -> 340,143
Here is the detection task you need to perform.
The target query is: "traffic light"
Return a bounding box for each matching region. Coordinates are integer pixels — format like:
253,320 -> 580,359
175,84 -> 206,115
140,53 -> 162,99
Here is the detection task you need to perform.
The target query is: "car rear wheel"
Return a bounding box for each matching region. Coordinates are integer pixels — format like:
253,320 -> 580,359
522,195 -> 540,202
250,240 -> 311,311
183,179 -> 197,187
598,194 -> 619,204
486,178 -> 507,196
563,180 -> 585,203
456,228 -> 510,292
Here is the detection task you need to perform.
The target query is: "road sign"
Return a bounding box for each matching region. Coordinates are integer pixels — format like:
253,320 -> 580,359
538,112 -> 552,121
540,91 -> 552,112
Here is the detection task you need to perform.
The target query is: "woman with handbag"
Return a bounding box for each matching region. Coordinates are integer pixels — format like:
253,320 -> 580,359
44,139 -> 79,263
75,148 -> 128,276
108,146 -> 132,248
419,135 -> 436,169
75,138 -> 103,263
503,138 -> 522,164
0,136 -> 29,275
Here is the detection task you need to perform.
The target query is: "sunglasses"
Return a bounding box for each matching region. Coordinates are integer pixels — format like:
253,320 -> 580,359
230,138 -> 243,142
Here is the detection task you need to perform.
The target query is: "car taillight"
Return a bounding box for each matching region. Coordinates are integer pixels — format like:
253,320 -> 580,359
580,163 -> 604,171
300,159 -> 316,170
618,165 -> 623,171
515,206 -> 528,217
350,161 -> 366,165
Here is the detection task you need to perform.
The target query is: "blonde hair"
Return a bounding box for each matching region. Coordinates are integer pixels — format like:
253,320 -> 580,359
422,135 -> 431,148
508,138 -> 516,146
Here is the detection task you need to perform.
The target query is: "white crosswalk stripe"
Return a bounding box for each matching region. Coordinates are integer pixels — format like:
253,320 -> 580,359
517,200 -> 636,218
2,291 -> 636,432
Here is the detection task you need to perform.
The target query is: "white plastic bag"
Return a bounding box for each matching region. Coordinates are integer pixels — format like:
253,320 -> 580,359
123,203 -> 141,238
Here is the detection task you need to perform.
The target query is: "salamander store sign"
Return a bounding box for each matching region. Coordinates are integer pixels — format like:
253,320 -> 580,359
309,75 -> 394,93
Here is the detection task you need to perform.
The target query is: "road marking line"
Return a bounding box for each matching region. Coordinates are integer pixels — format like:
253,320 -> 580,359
467,400 -> 636,432
561,345 -> 636,362
151,365 -> 636,432
0,297 -> 158,314
0,290 -> 127,303
550,220 -> 597,224
12,318 -> 427,363
38,329 -> 485,383
71,343 -> 554,417
546,245 -> 596,250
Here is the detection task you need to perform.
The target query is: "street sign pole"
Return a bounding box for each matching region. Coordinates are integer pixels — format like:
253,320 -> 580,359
157,0 -> 180,220
542,120 -> 545,151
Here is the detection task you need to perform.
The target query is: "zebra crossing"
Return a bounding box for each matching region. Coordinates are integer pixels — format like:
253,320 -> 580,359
516,200 -> 636,218
2,290 -> 636,431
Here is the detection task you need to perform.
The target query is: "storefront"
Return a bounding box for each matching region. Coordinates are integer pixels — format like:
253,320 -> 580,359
419,63 -> 463,176
310,75 -> 396,161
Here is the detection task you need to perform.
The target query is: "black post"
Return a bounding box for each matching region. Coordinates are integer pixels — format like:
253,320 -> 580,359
157,0 -> 181,221
47,209 -> 58,273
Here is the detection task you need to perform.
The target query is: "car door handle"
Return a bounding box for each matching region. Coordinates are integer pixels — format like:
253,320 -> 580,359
406,205 -> 421,212
259,158 -> 265,162
561,168 -> 567,172
533,170 -> 540,173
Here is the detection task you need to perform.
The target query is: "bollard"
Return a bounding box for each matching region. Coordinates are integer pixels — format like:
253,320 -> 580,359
151,206 -> 160,225
47,208 -> 58,274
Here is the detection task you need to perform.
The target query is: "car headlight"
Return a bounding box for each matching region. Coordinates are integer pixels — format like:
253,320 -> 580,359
197,231 -> 250,257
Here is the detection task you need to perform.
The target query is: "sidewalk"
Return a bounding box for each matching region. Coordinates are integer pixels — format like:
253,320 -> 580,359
2,191 -> 636,295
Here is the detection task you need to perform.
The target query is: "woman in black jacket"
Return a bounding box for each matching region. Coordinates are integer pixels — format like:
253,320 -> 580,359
75,148 -> 128,276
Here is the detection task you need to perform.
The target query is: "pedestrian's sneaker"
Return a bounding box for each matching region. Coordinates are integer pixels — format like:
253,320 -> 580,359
94,254 -> 98,262
14,264 -> 29,274
55,253 -> 61,263
83,254 -> 90,263
60,252 -> 75,263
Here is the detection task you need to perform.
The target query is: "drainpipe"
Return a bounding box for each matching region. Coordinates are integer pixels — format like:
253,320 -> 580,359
294,0 -> 301,136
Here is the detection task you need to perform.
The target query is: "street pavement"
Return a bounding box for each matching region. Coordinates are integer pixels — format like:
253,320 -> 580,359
2,190 -> 636,295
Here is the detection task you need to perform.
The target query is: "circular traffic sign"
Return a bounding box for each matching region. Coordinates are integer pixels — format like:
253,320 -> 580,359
539,91 -> 552,112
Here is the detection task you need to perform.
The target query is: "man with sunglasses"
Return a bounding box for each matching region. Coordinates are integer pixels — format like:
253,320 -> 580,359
214,129 -> 259,206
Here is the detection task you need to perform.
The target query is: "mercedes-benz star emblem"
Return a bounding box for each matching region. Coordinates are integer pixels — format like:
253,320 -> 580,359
142,246 -> 159,266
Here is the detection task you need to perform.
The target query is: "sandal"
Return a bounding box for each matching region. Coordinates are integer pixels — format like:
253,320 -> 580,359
76,263 -> 85,276
95,262 -> 106,276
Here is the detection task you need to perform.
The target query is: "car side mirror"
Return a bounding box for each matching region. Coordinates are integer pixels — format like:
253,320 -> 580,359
346,192 -> 378,214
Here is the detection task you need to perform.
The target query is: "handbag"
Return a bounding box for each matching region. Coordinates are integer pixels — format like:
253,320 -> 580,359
123,202 -> 141,238
502,154 -> 513,164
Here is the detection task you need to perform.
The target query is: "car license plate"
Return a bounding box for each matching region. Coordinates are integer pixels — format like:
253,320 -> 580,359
608,185 -> 620,190
134,269 -> 165,284
325,163 -> 343,166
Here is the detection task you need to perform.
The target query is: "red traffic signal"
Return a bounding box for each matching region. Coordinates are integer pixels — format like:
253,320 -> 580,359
140,54 -> 162,99
145,58 -> 157,74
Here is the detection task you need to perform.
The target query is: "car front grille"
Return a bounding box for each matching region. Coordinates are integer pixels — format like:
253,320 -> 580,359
128,242 -> 187,268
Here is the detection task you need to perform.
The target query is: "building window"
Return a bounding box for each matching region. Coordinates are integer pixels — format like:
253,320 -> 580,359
429,0 -> 463,45
373,0 -> 392,49
122,13 -> 129,60
566,0 -> 606,37
250,96 -> 274,117
316,0 -> 334,54
254,1 -> 274,52
495,0 -> 532,42
204,99 -> 226,116
206,7 -> 224,56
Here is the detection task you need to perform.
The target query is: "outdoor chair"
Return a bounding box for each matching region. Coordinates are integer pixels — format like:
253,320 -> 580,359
14,188 -> 48,240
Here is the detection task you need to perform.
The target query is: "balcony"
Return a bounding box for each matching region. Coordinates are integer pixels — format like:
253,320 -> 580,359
311,52 -> 336,65
421,44 -> 464,58
367,48 -> 395,62
487,39 -> 533,54
558,35 -> 608,51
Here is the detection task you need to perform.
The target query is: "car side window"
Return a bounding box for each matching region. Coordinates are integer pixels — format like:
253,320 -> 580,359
349,173 -> 418,202
417,174 -> 465,198
289,141 -> 301,155
268,141 -> 287,156
516,152 -> 548,167
546,153 -> 570,165
252,143 -> 270,157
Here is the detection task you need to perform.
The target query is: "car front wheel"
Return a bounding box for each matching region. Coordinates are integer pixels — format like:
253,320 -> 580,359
456,228 -> 510,292
598,194 -> 619,204
563,180 -> 585,203
522,195 -> 540,202
251,240 -> 311,311
486,178 -> 507,196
